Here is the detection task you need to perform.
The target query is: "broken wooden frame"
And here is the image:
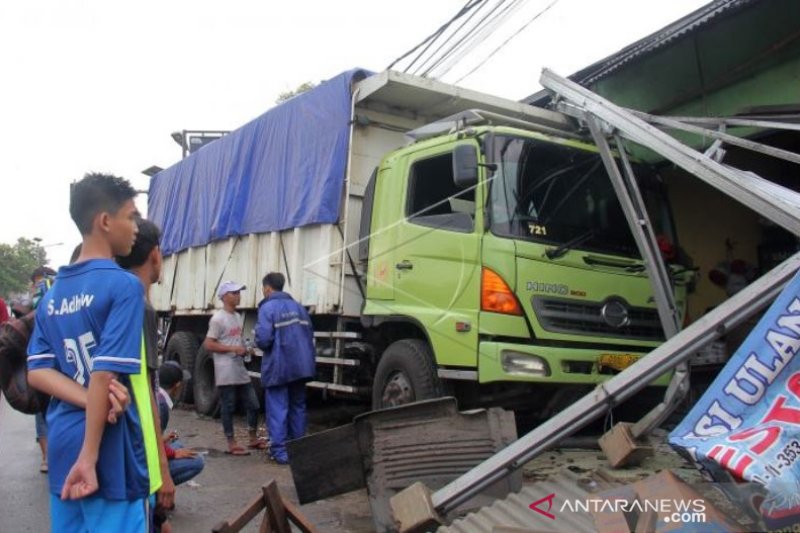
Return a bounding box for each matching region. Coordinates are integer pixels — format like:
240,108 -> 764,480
212,480 -> 319,533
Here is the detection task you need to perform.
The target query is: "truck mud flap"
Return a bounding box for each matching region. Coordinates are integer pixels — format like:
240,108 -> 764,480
287,397 -> 519,532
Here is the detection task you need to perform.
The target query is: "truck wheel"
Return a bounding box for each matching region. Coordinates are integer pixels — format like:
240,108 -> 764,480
193,346 -> 220,416
372,339 -> 443,410
165,332 -> 199,405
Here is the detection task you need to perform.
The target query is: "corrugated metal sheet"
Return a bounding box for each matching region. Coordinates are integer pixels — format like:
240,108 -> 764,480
523,0 -> 756,104
438,470 -> 616,533
361,399 -> 521,532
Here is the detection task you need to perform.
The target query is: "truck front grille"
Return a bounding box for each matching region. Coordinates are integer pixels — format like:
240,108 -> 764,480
532,296 -> 665,341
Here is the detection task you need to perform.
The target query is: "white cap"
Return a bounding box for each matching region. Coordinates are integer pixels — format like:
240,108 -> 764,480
217,280 -> 246,299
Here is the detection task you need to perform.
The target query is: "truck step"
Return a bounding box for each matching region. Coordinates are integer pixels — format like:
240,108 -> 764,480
316,356 -> 360,366
306,381 -> 369,394
313,331 -> 362,339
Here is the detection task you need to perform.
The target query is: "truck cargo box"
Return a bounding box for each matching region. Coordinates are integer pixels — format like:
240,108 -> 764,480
149,69 -> 570,317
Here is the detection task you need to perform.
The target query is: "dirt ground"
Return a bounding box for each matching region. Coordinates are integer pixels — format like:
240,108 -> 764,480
164,404 -> 374,532
521,428 -> 702,484
165,403 -> 724,532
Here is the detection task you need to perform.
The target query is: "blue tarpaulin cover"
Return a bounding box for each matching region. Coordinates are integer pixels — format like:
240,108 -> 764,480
148,68 -> 370,256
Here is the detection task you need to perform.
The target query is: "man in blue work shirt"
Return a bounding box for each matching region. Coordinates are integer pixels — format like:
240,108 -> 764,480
255,272 -> 315,465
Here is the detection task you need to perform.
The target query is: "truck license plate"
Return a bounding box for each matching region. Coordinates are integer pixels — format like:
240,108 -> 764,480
598,353 -> 640,372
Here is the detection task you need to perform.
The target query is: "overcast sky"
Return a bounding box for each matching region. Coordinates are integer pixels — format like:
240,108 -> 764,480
0,0 -> 708,267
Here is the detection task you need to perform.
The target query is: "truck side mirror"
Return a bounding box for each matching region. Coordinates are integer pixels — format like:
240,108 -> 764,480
453,144 -> 479,189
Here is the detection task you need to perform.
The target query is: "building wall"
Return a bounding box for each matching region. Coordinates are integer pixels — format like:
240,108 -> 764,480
664,168 -> 761,322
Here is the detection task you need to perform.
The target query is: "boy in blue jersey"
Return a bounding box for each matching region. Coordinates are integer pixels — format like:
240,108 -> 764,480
27,172 -> 149,532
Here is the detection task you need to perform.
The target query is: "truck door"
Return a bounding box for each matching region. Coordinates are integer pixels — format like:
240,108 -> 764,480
391,144 -> 482,368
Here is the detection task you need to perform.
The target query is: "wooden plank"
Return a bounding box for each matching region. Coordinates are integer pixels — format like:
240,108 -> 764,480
286,424 -> 366,503
282,496 -> 320,533
212,521 -> 230,533
263,482 -> 292,533
258,509 -> 272,533
214,491 -> 266,532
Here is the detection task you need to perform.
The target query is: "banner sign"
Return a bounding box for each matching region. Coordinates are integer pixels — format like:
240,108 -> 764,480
670,270 -> 800,530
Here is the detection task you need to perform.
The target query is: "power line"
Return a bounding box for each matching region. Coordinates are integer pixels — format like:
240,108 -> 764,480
386,0 -> 485,71
454,0 -> 560,84
418,0 -> 520,78
423,0 -> 527,78
407,0 -> 491,76
404,0 -> 489,74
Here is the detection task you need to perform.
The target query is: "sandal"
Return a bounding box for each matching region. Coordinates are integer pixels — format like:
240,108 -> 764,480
225,445 -> 251,456
40,461 -> 48,473
247,438 -> 268,450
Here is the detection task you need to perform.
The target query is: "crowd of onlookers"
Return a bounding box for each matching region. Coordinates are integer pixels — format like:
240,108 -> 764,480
2,171 -> 316,532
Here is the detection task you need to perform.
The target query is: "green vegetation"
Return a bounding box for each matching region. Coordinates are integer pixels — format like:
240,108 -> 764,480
0,238 -> 47,298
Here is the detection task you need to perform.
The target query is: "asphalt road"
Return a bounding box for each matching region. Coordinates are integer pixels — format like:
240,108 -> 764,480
0,397 -> 373,532
0,396 -> 50,532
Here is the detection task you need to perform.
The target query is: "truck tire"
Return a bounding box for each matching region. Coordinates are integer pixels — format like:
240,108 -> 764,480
193,346 -> 220,416
165,332 -> 200,405
372,339 -> 443,410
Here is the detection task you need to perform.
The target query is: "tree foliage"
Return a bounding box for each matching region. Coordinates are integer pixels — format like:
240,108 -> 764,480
0,238 -> 48,298
276,81 -> 317,104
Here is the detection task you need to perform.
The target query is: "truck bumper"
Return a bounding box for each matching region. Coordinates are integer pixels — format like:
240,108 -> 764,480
477,341 -> 671,386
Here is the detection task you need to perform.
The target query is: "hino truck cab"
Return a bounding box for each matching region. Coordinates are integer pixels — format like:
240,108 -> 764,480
360,111 -> 692,414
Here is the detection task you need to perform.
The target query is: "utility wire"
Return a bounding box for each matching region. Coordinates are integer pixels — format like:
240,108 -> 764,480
423,0 -> 526,78
454,0 -> 560,84
408,0 -> 492,76
404,0 -> 488,74
386,0 -> 484,71
431,0 -> 527,78
421,0 -> 519,78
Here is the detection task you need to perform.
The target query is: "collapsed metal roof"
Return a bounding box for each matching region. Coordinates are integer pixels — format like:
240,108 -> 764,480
438,470 -> 607,533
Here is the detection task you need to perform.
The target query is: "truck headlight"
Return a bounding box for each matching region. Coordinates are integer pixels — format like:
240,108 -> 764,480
501,350 -> 550,377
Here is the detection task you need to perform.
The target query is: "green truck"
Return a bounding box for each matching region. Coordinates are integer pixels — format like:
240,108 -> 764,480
149,69 -> 691,416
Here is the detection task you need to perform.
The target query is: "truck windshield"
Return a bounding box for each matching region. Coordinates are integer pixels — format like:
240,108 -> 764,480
489,135 -> 675,259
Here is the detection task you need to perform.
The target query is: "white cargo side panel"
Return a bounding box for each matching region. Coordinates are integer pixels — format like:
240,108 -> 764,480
152,253 -> 177,311
154,226 -> 344,315
172,246 -> 208,312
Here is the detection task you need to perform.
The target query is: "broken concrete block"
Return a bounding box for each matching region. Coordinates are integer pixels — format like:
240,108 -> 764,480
598,422 -> 653,468
390,482 -> 443,533
492,527 -> 560,533
591,484 -> 638,533
590,470 -> 744,532
633,470 -> 743,532
634,508 -> 657,533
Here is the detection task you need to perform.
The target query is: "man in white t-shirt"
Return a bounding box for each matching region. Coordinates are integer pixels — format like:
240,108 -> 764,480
203,281 -> 265,455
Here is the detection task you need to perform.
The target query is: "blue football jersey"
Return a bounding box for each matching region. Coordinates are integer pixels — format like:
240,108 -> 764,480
27,259 -> 149,500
